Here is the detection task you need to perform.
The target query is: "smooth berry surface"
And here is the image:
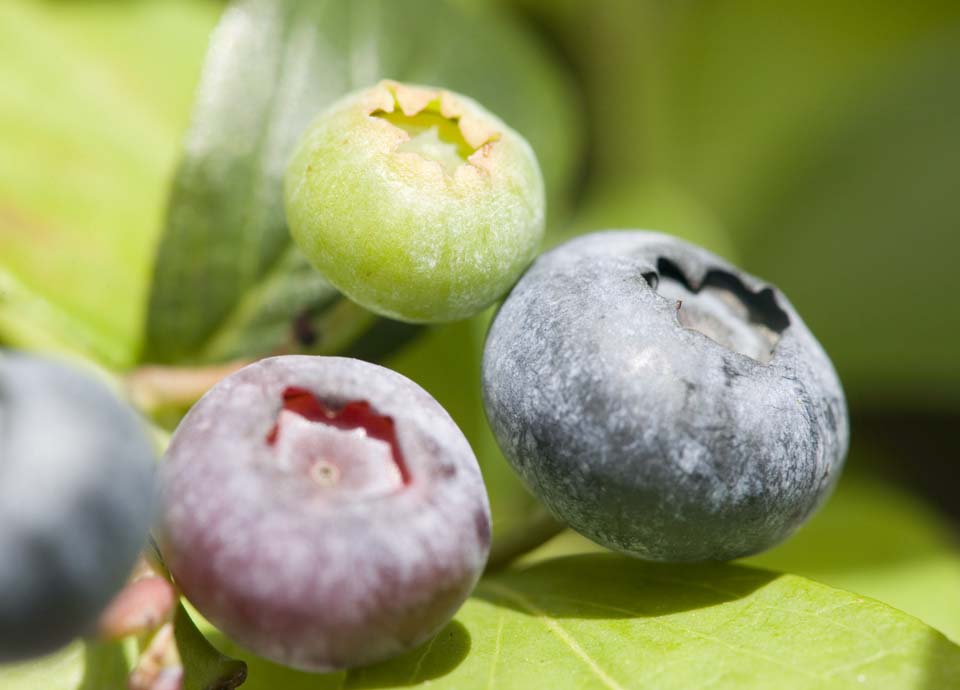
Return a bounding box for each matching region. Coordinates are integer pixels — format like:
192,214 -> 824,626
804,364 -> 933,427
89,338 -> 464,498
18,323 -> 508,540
158,356 -> 491,671
0,352 -> 156,661
482,231 -> 849,562
284,80 -> 545,323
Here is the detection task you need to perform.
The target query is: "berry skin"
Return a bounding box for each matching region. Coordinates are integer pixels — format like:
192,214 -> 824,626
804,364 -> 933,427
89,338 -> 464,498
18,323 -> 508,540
482,231 -> 849,562
284,80 -> 545,323
0,352 -> 156,662
158,356 -> 491,671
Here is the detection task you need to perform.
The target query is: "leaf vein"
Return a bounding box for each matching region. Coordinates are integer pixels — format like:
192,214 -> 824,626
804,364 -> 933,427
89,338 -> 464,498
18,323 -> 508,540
487,611 -> 506,690
495,589 -> 828,683
482,582 -> 628,690
407,629 -> 440,684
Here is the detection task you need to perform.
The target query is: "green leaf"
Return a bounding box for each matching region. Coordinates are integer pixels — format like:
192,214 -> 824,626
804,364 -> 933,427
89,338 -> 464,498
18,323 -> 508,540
0,0 -> 220,368
143,0 -> 581,364
175,604 -> 248,690
471,557 -> 960,690
0,640 -> 136,690
189,554 -> 960,689
746,465 -> 960,644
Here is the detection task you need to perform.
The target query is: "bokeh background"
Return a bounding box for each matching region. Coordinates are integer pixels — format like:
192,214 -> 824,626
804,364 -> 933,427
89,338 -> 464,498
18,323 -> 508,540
1,0 -> 958,646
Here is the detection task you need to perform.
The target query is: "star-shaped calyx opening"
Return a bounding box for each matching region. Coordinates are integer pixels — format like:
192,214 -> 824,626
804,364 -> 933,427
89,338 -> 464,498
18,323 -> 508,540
370,81 -> 500,176
643,258 -> 791,364
266,387 -> 409,499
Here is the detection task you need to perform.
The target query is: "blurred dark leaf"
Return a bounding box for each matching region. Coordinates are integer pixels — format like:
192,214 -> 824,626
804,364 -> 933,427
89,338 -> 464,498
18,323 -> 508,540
0,0 -> 219,368
740,28 -> 960,408
143,0 -> 581,364
852,409 -> 960,526
554,178 -> 737,258
512,0 -> 959,221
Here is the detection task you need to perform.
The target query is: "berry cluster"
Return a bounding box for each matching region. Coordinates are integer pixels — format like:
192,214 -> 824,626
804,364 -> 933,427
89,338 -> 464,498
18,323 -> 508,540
1,81 -> 846,678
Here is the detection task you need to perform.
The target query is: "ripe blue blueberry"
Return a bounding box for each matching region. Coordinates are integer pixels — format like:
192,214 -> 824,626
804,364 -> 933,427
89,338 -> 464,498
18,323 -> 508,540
482,231 -> 849,562
158,355 -> 491,671
0,352 -> 157,661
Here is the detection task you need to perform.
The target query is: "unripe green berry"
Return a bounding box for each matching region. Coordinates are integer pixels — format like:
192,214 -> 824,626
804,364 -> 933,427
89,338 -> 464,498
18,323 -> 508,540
284,80 -> 546,323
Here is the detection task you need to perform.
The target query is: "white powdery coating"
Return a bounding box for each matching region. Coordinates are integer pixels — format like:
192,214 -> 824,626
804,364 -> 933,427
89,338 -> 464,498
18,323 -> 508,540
482,231 -> 849,562
159,356 -> 490,671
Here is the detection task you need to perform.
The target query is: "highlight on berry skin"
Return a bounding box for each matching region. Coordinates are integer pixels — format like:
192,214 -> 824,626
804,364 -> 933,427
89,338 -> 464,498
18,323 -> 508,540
284,79 -> 546,324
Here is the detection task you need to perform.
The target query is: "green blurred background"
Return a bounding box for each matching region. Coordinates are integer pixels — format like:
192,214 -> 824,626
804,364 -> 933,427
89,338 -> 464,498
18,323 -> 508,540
1,0 -> 958,640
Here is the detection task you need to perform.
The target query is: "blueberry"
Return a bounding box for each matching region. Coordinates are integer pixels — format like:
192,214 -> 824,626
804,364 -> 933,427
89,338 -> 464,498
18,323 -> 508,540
482,231 -> 849,562
158,355 -> 491,671
285,80 -> 545,323
0,352 -> 157,661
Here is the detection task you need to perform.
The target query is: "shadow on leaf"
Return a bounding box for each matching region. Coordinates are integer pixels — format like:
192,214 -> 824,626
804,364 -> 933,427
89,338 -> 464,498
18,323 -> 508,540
344,620 -> 471,688
746,446 -> 959,576
475,552 -> 778,620
203,620 -> 470,690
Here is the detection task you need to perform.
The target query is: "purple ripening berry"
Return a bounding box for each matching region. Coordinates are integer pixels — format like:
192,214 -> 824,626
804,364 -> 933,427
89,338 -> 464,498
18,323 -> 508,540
157,355 -> 491,671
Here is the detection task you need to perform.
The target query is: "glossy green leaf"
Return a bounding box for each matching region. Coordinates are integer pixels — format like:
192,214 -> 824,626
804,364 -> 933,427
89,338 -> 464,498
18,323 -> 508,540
747,467 -> 960,644
143,0 -> 581,364
175,604 -> 248,690
189,554 -> 960,689
0,0 -> 220,368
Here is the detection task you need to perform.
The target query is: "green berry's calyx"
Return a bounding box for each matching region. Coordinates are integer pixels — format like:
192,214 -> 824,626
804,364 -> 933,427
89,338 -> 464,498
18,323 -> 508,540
285,80 -> 546,323
371,83 -> 500,176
